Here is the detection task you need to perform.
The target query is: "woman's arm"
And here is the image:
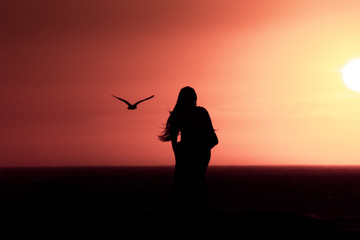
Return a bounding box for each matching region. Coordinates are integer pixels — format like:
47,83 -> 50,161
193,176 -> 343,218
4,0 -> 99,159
200,107 -> 218,149
171,137 -> 177,152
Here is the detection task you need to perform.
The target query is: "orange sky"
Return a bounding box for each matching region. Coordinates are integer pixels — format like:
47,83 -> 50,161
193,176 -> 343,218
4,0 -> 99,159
2,0 -> 360,167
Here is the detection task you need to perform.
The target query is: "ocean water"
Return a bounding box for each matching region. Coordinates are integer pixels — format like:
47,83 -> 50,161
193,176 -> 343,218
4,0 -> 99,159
1,166 -> 360,236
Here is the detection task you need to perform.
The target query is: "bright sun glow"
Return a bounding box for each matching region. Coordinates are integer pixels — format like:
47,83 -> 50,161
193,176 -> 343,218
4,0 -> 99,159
342,59 -> 360,92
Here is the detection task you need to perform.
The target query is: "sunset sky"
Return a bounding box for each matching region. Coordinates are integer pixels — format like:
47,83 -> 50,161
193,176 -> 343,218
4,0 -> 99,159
2,0 -> 360,167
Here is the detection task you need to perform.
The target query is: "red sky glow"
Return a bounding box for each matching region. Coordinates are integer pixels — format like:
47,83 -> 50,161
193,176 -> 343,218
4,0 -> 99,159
2,0 -> 360,167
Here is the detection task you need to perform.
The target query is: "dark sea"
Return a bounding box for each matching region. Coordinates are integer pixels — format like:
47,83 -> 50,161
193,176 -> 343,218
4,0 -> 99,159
2,166 -> 360,238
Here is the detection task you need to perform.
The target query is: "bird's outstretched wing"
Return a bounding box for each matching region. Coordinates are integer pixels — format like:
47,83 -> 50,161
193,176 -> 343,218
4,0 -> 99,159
112,95 -> 132,107
134,95 -> 155,106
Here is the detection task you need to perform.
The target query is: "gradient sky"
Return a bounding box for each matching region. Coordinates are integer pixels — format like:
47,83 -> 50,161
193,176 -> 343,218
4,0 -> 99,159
2,0 -> 360,167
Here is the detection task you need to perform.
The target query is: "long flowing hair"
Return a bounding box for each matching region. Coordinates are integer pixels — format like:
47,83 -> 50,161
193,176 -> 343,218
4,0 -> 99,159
159,86 -> 197,142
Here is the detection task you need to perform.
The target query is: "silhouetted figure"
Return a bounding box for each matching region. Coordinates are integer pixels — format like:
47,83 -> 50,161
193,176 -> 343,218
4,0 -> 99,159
112,94 -> 154,110
159,86 -> 218,210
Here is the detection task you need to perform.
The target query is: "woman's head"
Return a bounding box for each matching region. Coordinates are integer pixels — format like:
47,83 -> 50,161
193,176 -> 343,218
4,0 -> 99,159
158,86 -> 197,142
175,86 -> 197,109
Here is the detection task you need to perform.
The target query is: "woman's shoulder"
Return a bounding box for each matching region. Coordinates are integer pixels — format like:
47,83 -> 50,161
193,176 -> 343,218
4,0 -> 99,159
195,106 -> 210,116
196,106 -> 208,112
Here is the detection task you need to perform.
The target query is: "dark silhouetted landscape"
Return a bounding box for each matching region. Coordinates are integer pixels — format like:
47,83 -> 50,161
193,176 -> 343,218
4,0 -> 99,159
2,166 -> 360,237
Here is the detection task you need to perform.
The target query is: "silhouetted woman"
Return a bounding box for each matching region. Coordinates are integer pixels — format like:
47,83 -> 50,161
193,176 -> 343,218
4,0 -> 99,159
159,86 -> 218,208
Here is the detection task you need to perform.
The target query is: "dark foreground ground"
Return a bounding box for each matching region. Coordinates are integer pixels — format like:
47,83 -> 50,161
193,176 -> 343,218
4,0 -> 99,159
1,166 -> 360,238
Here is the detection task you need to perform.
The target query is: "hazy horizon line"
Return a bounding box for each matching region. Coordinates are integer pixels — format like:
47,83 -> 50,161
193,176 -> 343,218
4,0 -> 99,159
2,164 -> 360,169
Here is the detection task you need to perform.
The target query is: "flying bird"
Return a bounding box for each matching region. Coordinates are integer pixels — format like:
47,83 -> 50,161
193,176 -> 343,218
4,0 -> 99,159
112,94 -> 155,110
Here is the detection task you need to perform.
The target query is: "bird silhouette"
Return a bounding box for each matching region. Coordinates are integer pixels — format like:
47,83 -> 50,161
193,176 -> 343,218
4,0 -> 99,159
112,94 -> 155,110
